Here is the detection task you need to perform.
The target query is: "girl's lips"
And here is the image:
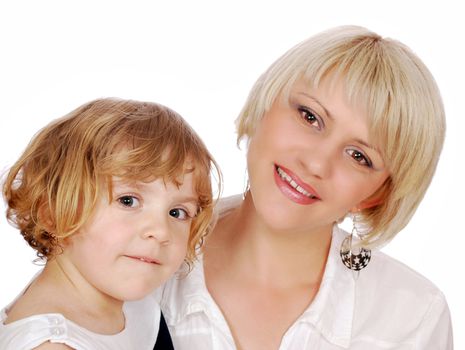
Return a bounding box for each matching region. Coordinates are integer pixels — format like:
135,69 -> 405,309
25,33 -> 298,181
125,255 -> 161,265
274,164 -> 321,205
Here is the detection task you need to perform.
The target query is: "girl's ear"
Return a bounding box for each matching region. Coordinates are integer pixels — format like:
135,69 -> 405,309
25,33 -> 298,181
38,200 -> 56,233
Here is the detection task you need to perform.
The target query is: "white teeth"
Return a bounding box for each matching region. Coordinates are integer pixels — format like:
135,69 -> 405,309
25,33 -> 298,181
296,185 -> 311,197
277,167 -> 316,198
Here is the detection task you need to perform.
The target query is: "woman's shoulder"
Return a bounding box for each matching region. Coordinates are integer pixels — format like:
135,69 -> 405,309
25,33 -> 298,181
123,292 -> 161,344
333,226 -> 444,299
213,195 -> 242,220
216,194 -> 242,210
352,250 -> 452,346
366,250 -> 445,298
160,255 -> 211,325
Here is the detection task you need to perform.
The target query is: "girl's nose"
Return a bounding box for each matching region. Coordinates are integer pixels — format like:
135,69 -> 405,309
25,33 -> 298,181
142,215 -> 171,245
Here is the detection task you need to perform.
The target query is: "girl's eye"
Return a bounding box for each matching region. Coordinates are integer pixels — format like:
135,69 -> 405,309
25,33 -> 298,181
346,149 -> 373,167
169,208 -> 190,221
299,107 -> 323,130
118,195 -> 140,208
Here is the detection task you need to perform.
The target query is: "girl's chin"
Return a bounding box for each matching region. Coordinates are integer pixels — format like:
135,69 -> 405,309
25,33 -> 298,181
112,283 -> 161,302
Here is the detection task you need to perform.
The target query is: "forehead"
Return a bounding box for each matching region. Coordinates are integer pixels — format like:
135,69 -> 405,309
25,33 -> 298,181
104,143 -> 205,179
289,77 -> 368,121
112,172 -> 198,196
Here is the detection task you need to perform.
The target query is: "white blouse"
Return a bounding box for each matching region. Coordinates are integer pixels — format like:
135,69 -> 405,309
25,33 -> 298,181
160,198 -> 453,349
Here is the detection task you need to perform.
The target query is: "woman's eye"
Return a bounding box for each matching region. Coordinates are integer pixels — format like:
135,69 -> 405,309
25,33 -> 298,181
169,208 -> 190,220
118,195 -> 140,208
299,107 -> 322,130
346,149 -> 373,167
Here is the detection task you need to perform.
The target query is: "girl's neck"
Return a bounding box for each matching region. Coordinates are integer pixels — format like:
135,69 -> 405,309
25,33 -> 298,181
35,258 -> 125,334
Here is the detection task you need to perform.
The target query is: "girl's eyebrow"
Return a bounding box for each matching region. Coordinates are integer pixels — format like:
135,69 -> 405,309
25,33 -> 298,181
113,181 -> 200,207
121,183 -> 199,202
175,196 -> 199,205
172,196 -> 200,214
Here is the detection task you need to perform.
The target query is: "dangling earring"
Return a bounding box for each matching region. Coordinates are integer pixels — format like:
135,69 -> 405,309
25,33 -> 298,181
242,168 -> 250,200
340,214 -> 371,272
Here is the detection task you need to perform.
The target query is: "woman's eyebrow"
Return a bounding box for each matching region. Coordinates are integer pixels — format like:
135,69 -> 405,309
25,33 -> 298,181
296,91 -> 382,154
296,92 -> 334,121
354,138 -> 378,152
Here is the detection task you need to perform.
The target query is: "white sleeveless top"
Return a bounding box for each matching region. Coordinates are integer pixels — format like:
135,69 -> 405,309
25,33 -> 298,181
0,275 -> 160,350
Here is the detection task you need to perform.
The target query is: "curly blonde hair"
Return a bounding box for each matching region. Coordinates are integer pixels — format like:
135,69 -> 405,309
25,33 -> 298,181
3,98 -> 220,262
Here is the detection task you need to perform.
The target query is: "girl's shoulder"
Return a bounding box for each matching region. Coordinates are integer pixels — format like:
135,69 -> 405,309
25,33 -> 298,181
0,310 -> 75,350
2,270 -> 69,325
32,342 -> 74,350
1,295 -> 161,350
1,275 -> 161,350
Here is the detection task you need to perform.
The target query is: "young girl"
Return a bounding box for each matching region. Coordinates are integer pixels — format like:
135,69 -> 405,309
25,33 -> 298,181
161,26 -> 453,349
0,98 -> 219,349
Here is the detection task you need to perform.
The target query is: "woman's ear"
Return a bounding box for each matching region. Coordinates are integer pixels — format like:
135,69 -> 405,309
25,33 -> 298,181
350,196 -> 383,213
350,177 -> 391,213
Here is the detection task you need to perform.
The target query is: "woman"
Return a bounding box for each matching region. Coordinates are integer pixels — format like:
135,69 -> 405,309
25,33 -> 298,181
161,25 -> 453,349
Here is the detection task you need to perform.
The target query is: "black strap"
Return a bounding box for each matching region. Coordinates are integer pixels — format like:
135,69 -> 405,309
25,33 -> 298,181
153,312 -> 174,350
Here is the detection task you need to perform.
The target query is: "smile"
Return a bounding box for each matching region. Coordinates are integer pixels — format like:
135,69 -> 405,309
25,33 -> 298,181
276,167 -> 318,198
274,165 -> 321,204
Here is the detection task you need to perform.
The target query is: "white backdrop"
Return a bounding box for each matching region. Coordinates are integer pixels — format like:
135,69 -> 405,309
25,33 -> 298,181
1,0 -> 463,347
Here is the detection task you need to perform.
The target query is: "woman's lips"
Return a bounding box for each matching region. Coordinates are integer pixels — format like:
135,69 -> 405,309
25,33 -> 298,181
274,164 -> 321,205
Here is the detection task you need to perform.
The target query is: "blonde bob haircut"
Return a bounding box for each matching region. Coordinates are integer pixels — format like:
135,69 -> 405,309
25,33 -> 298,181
4,98 -> 220,263
236,25 -> 445,248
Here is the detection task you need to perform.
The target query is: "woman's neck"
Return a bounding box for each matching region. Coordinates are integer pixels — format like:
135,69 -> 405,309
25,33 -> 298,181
205,195 -> 333,289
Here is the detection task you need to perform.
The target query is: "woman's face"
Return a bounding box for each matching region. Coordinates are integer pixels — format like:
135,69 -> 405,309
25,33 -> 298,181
246,77 -> 389,235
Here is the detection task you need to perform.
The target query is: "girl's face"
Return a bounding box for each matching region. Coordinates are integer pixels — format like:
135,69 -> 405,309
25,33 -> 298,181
59,174 -> 198,302
246,77 -> 389,236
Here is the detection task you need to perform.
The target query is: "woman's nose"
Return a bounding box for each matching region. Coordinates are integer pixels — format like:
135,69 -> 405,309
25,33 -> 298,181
299,142 -> 333,180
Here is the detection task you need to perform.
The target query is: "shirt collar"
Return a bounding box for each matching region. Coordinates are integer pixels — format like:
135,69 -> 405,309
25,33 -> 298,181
297,225 -> 355,348
161,254 -> 231,329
